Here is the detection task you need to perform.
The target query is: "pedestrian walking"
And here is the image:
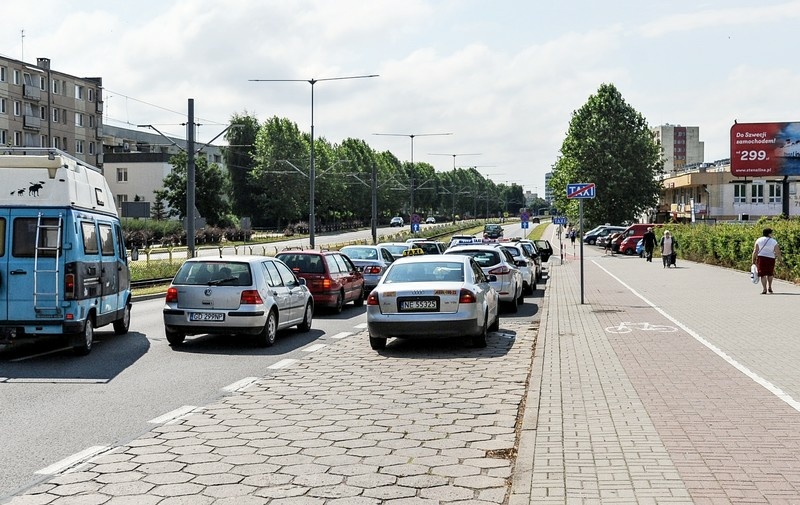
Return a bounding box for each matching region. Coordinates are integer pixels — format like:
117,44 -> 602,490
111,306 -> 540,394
569,229 -> 576,245
642,227 -> 657,262
660,230 -> 678,268
752,227 -> 782,294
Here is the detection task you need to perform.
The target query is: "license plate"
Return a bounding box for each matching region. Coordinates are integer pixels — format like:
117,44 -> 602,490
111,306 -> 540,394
190,312 -> 225,322
399,298 -> 439,312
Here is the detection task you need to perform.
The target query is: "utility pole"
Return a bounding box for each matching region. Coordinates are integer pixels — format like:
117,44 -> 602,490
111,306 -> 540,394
186,99 -> 196,258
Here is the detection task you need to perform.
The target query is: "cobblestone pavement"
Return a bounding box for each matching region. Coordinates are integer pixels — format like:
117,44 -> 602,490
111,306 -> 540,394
4,311 -> 540,504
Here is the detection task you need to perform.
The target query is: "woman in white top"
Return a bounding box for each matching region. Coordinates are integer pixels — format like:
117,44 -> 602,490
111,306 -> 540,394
752,227 -> 782,294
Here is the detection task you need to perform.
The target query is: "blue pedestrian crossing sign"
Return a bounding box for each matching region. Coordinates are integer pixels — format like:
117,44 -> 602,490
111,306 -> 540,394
566,183 -> 596,199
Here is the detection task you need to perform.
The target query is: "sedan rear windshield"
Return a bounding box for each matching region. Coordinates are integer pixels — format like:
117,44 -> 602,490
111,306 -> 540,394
174,261 -> 252,286
384,262 -> 464,283
449,250 -> 500,268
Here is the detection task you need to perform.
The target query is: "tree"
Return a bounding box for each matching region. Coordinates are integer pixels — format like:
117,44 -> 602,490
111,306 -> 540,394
150,190 -> 169,221
225,113 -> 260,222
161,151 -> 231,226
548,83 -> 664,227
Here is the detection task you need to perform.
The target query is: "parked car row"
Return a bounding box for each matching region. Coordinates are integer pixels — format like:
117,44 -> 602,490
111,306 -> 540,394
585,223 -> 659,255
162,230 -> 554,352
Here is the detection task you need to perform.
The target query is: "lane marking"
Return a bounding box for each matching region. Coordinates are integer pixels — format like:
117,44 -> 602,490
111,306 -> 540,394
222,377 -> 258,392
148,405 -> 197,424
302,344 -> 326,353
5,378 -> 108,384
35,445 -> 110,475
268,359 -> 297,369
10,346 -> 73,362
329,332 -> 352,339
354,323 -> 367,329
594,260 -> 800,413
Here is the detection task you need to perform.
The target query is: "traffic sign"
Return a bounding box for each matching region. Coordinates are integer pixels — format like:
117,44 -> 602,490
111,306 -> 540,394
567,183 -> 596,199
553,216 -> 568,225
520,211 -> 530,222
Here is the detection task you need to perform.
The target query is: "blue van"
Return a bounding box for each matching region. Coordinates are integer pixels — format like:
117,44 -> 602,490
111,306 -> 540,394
0,148 -> 131,355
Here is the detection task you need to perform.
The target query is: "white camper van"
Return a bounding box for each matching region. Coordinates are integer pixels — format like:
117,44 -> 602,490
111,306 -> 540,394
0,148 -> 131,355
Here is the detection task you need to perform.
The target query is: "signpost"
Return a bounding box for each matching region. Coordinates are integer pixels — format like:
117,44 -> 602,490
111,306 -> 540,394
566,182 -> 596,304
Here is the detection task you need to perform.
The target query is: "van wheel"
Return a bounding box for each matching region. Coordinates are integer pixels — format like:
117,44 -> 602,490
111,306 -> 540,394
166,329 -> 185,346
332,292 -> 344,314
73,318 -> 93,356
255,310 -> 278,347
297,302 -> 313,332
113,303 -> 131,335
354,286 -> 365,307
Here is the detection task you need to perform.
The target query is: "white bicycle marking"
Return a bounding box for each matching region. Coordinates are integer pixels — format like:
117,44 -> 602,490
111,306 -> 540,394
605,321 -> 678,334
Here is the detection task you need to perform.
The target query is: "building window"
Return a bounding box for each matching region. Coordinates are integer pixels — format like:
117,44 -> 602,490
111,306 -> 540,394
0,130 -> 6,145
89,115 -> 95,128
14,131 -> 22,146
13,69 -> 20,85
768,183 -> 782,204
75,85 -> 84,100
88,88 -> 94,102
75,113 -> 84,126
116,194 -> 128,209
13,101 -> 21,116
40,76 -> 46,90
40,135 -> 47,147
76,139 -> 84,154
0,66 -> 5,82
52,108 -> 60,122
52,136 -> 60,149
733,183 -> 746,203
52,79 -> 59,94
0,98 -> 5,114
117,167 -> 128,183
750,183 -> 764,204
89,142 -> 95,155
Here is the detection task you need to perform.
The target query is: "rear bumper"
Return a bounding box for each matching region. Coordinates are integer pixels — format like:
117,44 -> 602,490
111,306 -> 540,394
163,309 -> 267,336
368,319 -> 480,339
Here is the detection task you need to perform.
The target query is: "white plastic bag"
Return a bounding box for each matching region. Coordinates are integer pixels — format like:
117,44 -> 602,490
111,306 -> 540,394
750,264 -> 759,284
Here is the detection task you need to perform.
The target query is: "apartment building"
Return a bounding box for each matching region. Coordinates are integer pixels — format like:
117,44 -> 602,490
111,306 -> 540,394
651,124 -> 704,173
0,56 -> 102,166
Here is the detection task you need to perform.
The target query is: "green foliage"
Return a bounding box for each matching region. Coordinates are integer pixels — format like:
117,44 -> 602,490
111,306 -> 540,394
548,83 -> 664,227
150,190 -> 169,221
667,218 -> 799,283
160,151 -> 231,226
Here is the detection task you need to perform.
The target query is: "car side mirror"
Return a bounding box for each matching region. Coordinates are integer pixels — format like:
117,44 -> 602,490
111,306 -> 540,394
486,274 -> 497,282
297,278 -> 307,286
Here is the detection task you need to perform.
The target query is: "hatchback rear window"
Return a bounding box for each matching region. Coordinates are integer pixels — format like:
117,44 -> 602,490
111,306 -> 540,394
277,254 -> 325,274
173,261 -> 252,286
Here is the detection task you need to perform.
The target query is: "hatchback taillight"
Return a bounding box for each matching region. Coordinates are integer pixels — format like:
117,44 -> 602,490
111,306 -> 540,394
488,266 -> 511,275
240,290 -> 263,305
367,292 -> 379,305
165,287 -> 178,303
365,266 -> 382,275
458,289 -> 477,304
64,273 -> 75,300
322,278 -> 333,290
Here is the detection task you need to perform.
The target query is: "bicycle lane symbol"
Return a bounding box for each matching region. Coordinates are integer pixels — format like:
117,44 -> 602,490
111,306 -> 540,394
605,321 -> 678,334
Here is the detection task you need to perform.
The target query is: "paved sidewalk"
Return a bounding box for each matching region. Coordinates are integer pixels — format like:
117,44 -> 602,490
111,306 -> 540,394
512,234 -> 800,504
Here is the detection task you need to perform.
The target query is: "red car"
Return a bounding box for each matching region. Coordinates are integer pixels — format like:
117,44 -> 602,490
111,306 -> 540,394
276,250 -> 366,313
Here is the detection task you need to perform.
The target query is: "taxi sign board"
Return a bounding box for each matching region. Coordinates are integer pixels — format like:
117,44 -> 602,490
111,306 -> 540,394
567,183 -> 596,199
553,216 -> 568,225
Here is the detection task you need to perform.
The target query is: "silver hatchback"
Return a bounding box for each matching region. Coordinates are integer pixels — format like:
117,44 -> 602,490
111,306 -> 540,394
162,256 -> 314,347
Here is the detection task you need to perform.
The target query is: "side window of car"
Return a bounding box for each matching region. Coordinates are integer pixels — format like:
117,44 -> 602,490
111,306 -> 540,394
382,249 -> 394,263
274,260 -> 299,286
338,254 -> 356,273
262,261 -> 283,288
471,260 -> 486,282
325,255 -> 341,274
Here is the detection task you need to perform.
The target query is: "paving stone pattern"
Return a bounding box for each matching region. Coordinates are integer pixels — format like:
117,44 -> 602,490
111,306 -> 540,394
6,317 -> 537,504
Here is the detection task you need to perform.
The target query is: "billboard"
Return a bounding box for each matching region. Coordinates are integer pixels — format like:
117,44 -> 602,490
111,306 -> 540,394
730,122 -> 800,176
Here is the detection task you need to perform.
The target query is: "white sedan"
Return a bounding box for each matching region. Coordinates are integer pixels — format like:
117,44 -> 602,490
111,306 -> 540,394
366,255 -> 500,350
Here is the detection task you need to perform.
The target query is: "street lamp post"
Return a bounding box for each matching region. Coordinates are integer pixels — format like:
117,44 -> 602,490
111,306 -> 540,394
250,74 -> 378,248
429,152 -> 482,172
372,132 -> 451,218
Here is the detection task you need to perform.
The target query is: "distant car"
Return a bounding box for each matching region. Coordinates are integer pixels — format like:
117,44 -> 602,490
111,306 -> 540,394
366,254 -> 500,350
340,245 -> 396,291
380,242 -> 418,260
162,256 -> 314,347
584,226 -> 625,245
276,250 -> 366,313
534,239 -> 554,262
447,234 -> 479,249
636,238 -> 644,258
445,244 -> 524,312
500,243 -> 536,294
516,239 -> 543,282
425,216 -> 436,224
411,240 -> 446,255
483,223 -> 504,239
390,216 -> 404,227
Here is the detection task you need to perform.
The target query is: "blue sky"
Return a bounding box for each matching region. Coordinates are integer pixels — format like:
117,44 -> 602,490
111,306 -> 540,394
3,0 -> 799,195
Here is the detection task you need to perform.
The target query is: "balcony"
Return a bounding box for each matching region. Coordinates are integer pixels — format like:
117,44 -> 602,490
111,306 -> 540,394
23,114 -> 41,130
23,84 -> 41,101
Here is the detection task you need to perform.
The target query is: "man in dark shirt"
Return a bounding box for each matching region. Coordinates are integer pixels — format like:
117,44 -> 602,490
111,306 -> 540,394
642,227 -> 657,262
